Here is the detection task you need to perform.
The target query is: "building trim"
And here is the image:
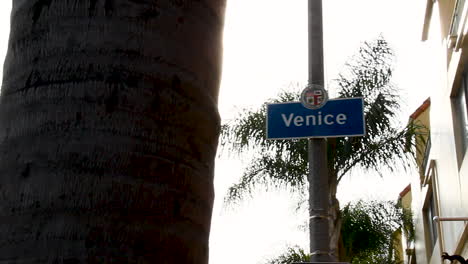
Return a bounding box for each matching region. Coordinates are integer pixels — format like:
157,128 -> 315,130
423,0 -> 435,41
410,98 -> 431,120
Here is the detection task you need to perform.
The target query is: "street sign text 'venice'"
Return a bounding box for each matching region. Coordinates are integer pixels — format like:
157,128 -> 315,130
266,97 -> 365,139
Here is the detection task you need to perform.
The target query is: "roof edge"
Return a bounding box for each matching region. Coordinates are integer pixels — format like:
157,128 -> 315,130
399,184 -> 411,199
410,97 -> 431,119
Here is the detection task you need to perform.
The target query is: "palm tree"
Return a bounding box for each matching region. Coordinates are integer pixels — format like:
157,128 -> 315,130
266,200 -> 413,264
0,1 -> 226,263
266,246 -> 311,264
221,36 -> 425,259
340,200 -> 406,264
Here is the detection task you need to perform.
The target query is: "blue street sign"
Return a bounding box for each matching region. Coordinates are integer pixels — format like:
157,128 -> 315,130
267,98 -> 365,139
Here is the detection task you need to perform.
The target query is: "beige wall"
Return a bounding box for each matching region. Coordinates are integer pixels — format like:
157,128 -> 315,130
414,0 -> 468,263
399,188 -> 413,264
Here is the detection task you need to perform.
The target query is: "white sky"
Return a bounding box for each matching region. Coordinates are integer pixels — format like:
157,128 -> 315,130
213,1 -> 434,264
0,1 -> 435,264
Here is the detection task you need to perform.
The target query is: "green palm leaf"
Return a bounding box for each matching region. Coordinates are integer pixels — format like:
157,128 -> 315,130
221,36 -> 426,202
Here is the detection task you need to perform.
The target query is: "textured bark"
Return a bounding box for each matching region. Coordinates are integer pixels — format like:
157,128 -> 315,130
0,0 -> 225,263
329,175 -> 341,260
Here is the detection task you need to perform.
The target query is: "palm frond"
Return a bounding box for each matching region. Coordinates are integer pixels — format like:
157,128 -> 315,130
265,246 -> 310,264
221,36 -> 424,204
224,148 -> 308,203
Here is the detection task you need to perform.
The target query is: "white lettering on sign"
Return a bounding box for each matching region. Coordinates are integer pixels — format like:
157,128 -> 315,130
281,114 -> 294,127
336,114 -> 347,124
294,116 -> 304,126
281,112 -> 348,127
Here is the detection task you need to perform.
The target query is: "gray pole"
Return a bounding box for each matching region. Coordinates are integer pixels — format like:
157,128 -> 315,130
308,0 -> 324,85
308,0 -> 332,262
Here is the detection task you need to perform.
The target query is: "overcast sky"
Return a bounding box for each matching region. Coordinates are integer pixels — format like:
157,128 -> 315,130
0,1 -> 435,264
212,1 -> 433,263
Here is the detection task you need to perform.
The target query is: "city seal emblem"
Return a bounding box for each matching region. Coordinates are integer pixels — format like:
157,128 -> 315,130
300,84 -> 328,109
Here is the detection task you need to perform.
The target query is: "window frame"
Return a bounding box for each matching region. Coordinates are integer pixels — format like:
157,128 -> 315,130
451,70 -> 468,167
422,160 -> 442,262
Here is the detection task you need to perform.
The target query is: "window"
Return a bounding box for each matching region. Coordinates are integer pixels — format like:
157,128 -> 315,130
420,137 -> 432,185
422,161 -> 440,260
449,0 -> 466,37
424,192 -> 438,250
451,71 -> 468,167
448,0 -> 466,49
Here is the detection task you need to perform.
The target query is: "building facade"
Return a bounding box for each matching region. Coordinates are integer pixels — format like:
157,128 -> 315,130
408,0 -> 468,263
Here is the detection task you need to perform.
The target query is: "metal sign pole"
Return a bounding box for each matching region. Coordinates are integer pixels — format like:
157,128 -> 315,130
307,0 -> 332,262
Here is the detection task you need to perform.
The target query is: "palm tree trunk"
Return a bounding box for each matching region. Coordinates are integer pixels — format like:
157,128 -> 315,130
0,0 -> 226,263
329,174 -> 342,260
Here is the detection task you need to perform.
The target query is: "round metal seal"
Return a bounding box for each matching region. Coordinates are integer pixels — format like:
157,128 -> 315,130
300,84 -> 328,109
